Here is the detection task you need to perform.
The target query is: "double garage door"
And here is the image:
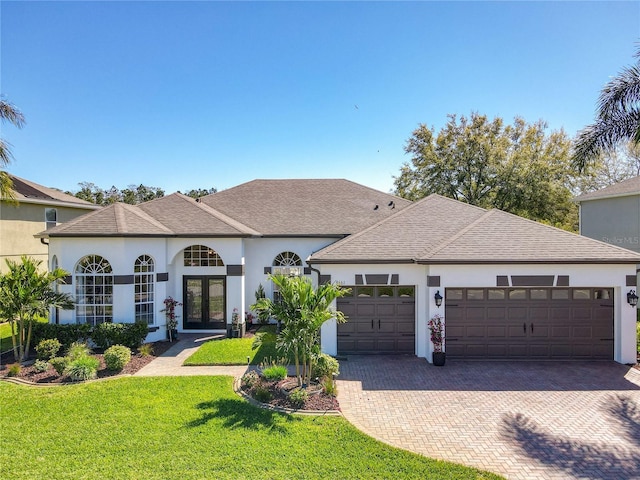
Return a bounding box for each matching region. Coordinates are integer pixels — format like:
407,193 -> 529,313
337,286 -> 415,354
445,287 -> 614,360
336,285 -> 614,360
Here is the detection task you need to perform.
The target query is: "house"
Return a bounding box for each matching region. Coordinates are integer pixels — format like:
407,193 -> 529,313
574,175 -> 640,254
0,175 -> 99,272
39,179 -> 640,364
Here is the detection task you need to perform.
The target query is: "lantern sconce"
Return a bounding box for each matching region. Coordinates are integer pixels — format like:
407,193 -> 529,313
627,289 -> 638,307
434,290 -> 443,308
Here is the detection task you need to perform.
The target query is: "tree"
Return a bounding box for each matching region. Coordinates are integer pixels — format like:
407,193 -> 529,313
0,97 -> 25,200
394,112 -> 578,230
575,142 -> 640,194
183,187 -> 217,199
251,275 -> 349,387
0,256 -> 74,363
573,47 -> 640,172
69,182 -> 164,205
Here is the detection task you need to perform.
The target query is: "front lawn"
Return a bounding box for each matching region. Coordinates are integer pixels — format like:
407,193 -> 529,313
0,377 -> 501,480
0,317 -> 48,353
184,325 -> 281,366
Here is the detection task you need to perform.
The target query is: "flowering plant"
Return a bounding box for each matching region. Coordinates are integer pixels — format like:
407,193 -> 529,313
428,313 -> 444,353
245,311 -> 255,325
161,297 -> 182,331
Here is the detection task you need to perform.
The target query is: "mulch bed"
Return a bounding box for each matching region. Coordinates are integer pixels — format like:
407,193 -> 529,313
241,375 -> 340,412
0,341 -> 174,384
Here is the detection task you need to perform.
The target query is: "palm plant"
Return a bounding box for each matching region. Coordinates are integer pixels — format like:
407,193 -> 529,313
573,47 -> 640,172
0,97 -> 25,200
0,256 -> 74,362
251,274 -> 349,387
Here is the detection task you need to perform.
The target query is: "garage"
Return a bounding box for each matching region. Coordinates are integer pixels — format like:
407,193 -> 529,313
444,287 -> 614,360
337,286 -> 415,354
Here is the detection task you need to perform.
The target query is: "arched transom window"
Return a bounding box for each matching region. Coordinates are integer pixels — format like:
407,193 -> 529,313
183,245 -> 224,267
75,255 -> 113,326
135,255 -> 155,324
272,251 -> 303,277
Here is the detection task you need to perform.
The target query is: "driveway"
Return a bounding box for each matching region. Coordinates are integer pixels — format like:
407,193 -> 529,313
336,357 -> 640,480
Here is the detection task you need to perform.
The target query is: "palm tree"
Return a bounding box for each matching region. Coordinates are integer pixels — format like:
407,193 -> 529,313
251,274 -> 349,387
573,47 -> 640,172
0,97 -> 25,199
0,256 -> 74,362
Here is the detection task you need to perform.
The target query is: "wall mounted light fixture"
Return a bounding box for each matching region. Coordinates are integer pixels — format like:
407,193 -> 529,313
627,289 -> 638,307
434,290 -> 443,308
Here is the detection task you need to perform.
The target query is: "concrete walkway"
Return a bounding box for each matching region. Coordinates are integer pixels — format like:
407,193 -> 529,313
134,334 -> 250,377
337,356 -> 640,480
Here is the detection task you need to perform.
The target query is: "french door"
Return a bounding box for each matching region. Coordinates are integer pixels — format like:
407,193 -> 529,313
183,276 -> 226,330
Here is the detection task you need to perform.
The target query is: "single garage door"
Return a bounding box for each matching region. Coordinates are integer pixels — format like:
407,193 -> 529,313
445,287 -> 614,360
337,286 -> 415,354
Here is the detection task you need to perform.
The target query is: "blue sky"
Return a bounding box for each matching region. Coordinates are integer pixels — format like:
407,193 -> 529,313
1,1 -> 639,195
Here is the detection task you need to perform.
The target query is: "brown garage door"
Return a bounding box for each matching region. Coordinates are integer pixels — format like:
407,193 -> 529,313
337,286 -> 415,354
445,288 -> 614,360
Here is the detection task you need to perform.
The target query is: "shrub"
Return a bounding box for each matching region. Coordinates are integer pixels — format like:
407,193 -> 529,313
92,322 -> 149,349
31,323 -> 92,350
7,363 -> 21,377
50,357 -> 69,376
262,365 -> 287,381
253,385 -> 272,403
67,342 -> 92,361
138,343 -> 154,357
35,338 -> 62,360
104,345 -> 132,371
241,371 -> 260,388
314,353 -> 340,380
33,359 -> 50,373
65,356 -> 99,381
289,388 -> 309,408
322,376 -> 338,397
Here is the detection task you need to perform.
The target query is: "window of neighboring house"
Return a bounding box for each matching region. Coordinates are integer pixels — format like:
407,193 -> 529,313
135,255 -> 155,325
272,251 -> 303,302
75,255 -> 113,326
45,208 -> 57,229
183,245 -> 224,267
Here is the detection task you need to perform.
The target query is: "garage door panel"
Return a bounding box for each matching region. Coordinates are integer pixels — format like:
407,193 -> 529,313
446,288 -> 613,361
396,338 -> 415,353
397,303 -> 415,315
355,339 -> 375,351
378,321 -> 396,334
377,304 -> 395,316
376,339 -> 397,352
396,321 -> 415,334
356,304 -> 375,316
487,326 -> 506,337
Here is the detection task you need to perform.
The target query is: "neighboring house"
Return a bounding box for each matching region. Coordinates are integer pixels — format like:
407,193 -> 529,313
39,179 -> 640,365
0,175 -> 99,272
574,176 -> 640,254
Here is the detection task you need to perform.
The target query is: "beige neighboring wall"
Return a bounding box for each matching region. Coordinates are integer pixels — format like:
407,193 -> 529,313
0,175 -> 99,272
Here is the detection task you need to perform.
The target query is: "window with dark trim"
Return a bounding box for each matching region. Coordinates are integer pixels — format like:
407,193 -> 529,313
135,255 -> 155,324
75,255 -> 113,326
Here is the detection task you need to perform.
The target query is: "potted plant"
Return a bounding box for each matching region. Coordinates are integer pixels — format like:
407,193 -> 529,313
428,313 -> 445,366
161,297 -> 182,342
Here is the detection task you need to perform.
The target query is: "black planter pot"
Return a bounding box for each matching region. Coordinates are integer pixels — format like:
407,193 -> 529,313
432,351 -> 446,366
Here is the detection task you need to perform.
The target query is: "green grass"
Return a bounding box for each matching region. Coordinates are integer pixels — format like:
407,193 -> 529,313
184,325 -> 281,366
0,317 -> 49,353
0,377 -> 502,480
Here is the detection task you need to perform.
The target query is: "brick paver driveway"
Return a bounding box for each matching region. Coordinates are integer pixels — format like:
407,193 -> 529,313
337,357 -> 640,480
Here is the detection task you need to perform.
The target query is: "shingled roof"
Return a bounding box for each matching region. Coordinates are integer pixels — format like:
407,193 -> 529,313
574,176 -> 640,202
40,194 -> 259,237
199,179 -> 411,236
310,194 -> 640,264
8,175 -> 97,209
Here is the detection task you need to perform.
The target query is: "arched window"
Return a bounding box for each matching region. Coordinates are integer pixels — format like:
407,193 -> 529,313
183,245 -> 224,267
272,252 -> 303,303
272,251 -> 303,276
75,255 -> 113,326
135,255 -> 155,324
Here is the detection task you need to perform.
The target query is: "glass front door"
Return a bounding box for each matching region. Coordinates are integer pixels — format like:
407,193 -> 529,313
183,276 -> 226,329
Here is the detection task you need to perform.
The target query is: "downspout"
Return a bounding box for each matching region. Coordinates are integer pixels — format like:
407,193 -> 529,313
306,259 -> 322,284
40,237 -> 49,245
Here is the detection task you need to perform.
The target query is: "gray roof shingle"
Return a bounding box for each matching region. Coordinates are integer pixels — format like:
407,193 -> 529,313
574,176 -> 640,202
199,179 -> 411,236
310,194 -> 640,264
8,175 -> 97,208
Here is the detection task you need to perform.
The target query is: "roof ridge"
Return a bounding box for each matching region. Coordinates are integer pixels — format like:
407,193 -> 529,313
417,207 -> 493,260
120,202 -> 174,233
114,203 -> 127,233
175,193 -> 261,235
310,194 -> 437,259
